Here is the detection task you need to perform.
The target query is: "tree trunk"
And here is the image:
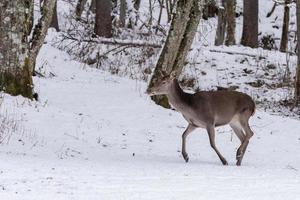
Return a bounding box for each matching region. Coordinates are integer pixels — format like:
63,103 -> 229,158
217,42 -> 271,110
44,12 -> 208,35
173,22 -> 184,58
50,1 -> 59,31
241,0 -> 259,48
30,0 -> 57,73
90,0 -> 96,13
120,0 -> 126,27
0,0 -> 33,98
295,0 -> 300,103
215,5 -> 226,46
203,0 -> 217,20
156,0 -> 164,33
172,0 -> 203,74
26,0 -> 34,35
280,0 -> 290,52
75,0 -> 88,20
133,0 -> 141,10
225,0 -> 236,45
148,0 -> 204,108
94,0 -> 112,38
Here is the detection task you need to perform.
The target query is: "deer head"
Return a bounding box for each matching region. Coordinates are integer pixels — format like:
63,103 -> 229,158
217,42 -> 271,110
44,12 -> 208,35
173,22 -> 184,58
146,71 -> 177,96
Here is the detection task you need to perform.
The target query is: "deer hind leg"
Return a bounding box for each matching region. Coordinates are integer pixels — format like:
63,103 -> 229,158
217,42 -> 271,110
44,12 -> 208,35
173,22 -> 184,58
229,123 -> 246,160
236,120 -> 254,166
206,125 -> 228,165
181,124 -> 196,163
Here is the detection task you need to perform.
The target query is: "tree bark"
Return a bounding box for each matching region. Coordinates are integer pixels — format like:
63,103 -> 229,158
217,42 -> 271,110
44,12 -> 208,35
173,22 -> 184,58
0,0 -> 33,98
225,0 -> 236,45
30,0 -> 57,73
75,0 -> 88,20
172,0 -> 203,74
50,1 -> 59,31
215,5 -> 226,46
26,0 -> 34,35
133,0 -> 141,10
241,0 -> 259,48
156,0 -> 164,33
90,0 -> 96,13
295,0 -> 300,103
94,0 -> 112,38
280,0 -> 290,52
120,0 -> 126,27
148,0 -> 204,108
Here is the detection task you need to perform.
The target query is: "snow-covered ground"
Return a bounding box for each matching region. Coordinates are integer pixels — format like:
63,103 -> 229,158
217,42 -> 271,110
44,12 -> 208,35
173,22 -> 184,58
1,0 -> 300,199
0,44 -> 300,199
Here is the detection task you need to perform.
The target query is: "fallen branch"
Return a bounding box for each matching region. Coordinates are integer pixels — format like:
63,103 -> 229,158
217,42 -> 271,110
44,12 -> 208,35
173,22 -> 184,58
209,49 -> 266,59
62,34 -> 163,48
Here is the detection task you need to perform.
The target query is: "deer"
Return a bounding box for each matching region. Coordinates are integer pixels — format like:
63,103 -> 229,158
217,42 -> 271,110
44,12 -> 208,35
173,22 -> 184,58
146,72 -> 255,166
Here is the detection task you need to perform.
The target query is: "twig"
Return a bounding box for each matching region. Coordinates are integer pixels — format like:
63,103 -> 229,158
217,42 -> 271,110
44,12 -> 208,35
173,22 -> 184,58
209,49 -> 266,59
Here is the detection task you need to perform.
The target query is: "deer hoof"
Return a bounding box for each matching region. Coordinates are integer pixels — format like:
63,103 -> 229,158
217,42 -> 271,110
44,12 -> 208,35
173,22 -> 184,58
236,160 -> 242,166
182,153 -> 189,163
222,160 -> 228,165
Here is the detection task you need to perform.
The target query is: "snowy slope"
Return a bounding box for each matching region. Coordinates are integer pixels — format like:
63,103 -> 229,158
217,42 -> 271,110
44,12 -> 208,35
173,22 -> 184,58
0,44 -> 300,199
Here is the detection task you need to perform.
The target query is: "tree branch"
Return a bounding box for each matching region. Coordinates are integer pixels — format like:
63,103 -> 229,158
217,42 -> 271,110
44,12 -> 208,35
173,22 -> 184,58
61,34 -> 163,48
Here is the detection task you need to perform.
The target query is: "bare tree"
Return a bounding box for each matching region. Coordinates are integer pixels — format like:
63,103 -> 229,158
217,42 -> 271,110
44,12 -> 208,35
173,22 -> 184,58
30,0 -> 57,73
120,0 -> 126,27
215,1 -> 226,46
280,0 -> 290,52
241,0 -> 259,48
90,0 -> 96,13
50,1 -> 59,31
148,0 -> 204,107
295,0 -> 300,103
75,0 -> 88,19
133,0 -> 141,10
225,0 -> 236,45
94,0 -> 112,38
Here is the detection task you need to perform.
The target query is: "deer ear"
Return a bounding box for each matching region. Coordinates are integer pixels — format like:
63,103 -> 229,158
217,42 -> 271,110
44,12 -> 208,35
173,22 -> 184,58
161,70 -> 167,77
170,71 -> 177,80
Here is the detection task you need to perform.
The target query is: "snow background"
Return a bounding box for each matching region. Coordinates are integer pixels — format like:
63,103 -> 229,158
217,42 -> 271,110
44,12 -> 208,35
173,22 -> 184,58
0,0 -> 300,199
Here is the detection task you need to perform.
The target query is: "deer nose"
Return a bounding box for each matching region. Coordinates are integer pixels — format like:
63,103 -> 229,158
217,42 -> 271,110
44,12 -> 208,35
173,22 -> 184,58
145,88 -> 150,95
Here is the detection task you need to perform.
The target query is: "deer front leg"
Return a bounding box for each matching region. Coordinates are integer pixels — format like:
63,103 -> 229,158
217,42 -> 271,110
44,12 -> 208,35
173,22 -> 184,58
181,124 -> 196,163
206,125 -> 228,165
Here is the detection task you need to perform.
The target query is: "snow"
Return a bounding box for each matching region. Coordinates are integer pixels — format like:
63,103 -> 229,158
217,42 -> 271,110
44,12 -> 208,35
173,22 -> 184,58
0,44 -> 300,199
1,0 -> 300,199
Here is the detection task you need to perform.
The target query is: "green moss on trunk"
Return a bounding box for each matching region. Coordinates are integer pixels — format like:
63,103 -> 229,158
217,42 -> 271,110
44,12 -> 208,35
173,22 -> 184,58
0,58 -> 33,98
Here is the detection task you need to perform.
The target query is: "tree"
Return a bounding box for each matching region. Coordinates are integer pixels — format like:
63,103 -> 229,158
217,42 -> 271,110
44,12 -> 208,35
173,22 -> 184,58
0,0 -> 33,97
147,0 -> 204,107
215,1 -> 226,46
30,0 -> 57,72
120,0 -> 126,27
225,0 -> 236,45
0,0 -> 56,98
241,0 -> 259,48
75,0 -> 88,20
295,0 -> 300,103
280,0 -> 290,52
50,1 -> 59,31
94,0 -> 112,38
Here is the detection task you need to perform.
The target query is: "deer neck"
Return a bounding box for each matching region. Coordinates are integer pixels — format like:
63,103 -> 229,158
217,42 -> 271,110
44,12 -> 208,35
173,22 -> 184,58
167,79 -> 191,112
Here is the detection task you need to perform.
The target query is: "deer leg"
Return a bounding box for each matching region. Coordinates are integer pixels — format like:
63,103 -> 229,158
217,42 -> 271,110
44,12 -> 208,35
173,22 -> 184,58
206,126 -> 228,165
229,123 -> 246,160
230,123 -> 245,143
181,124 -> 196,163
236,121 -> 254,166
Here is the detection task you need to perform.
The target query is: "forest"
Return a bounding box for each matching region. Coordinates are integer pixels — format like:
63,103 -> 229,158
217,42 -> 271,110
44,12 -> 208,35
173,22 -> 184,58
0,0 -> 300,199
